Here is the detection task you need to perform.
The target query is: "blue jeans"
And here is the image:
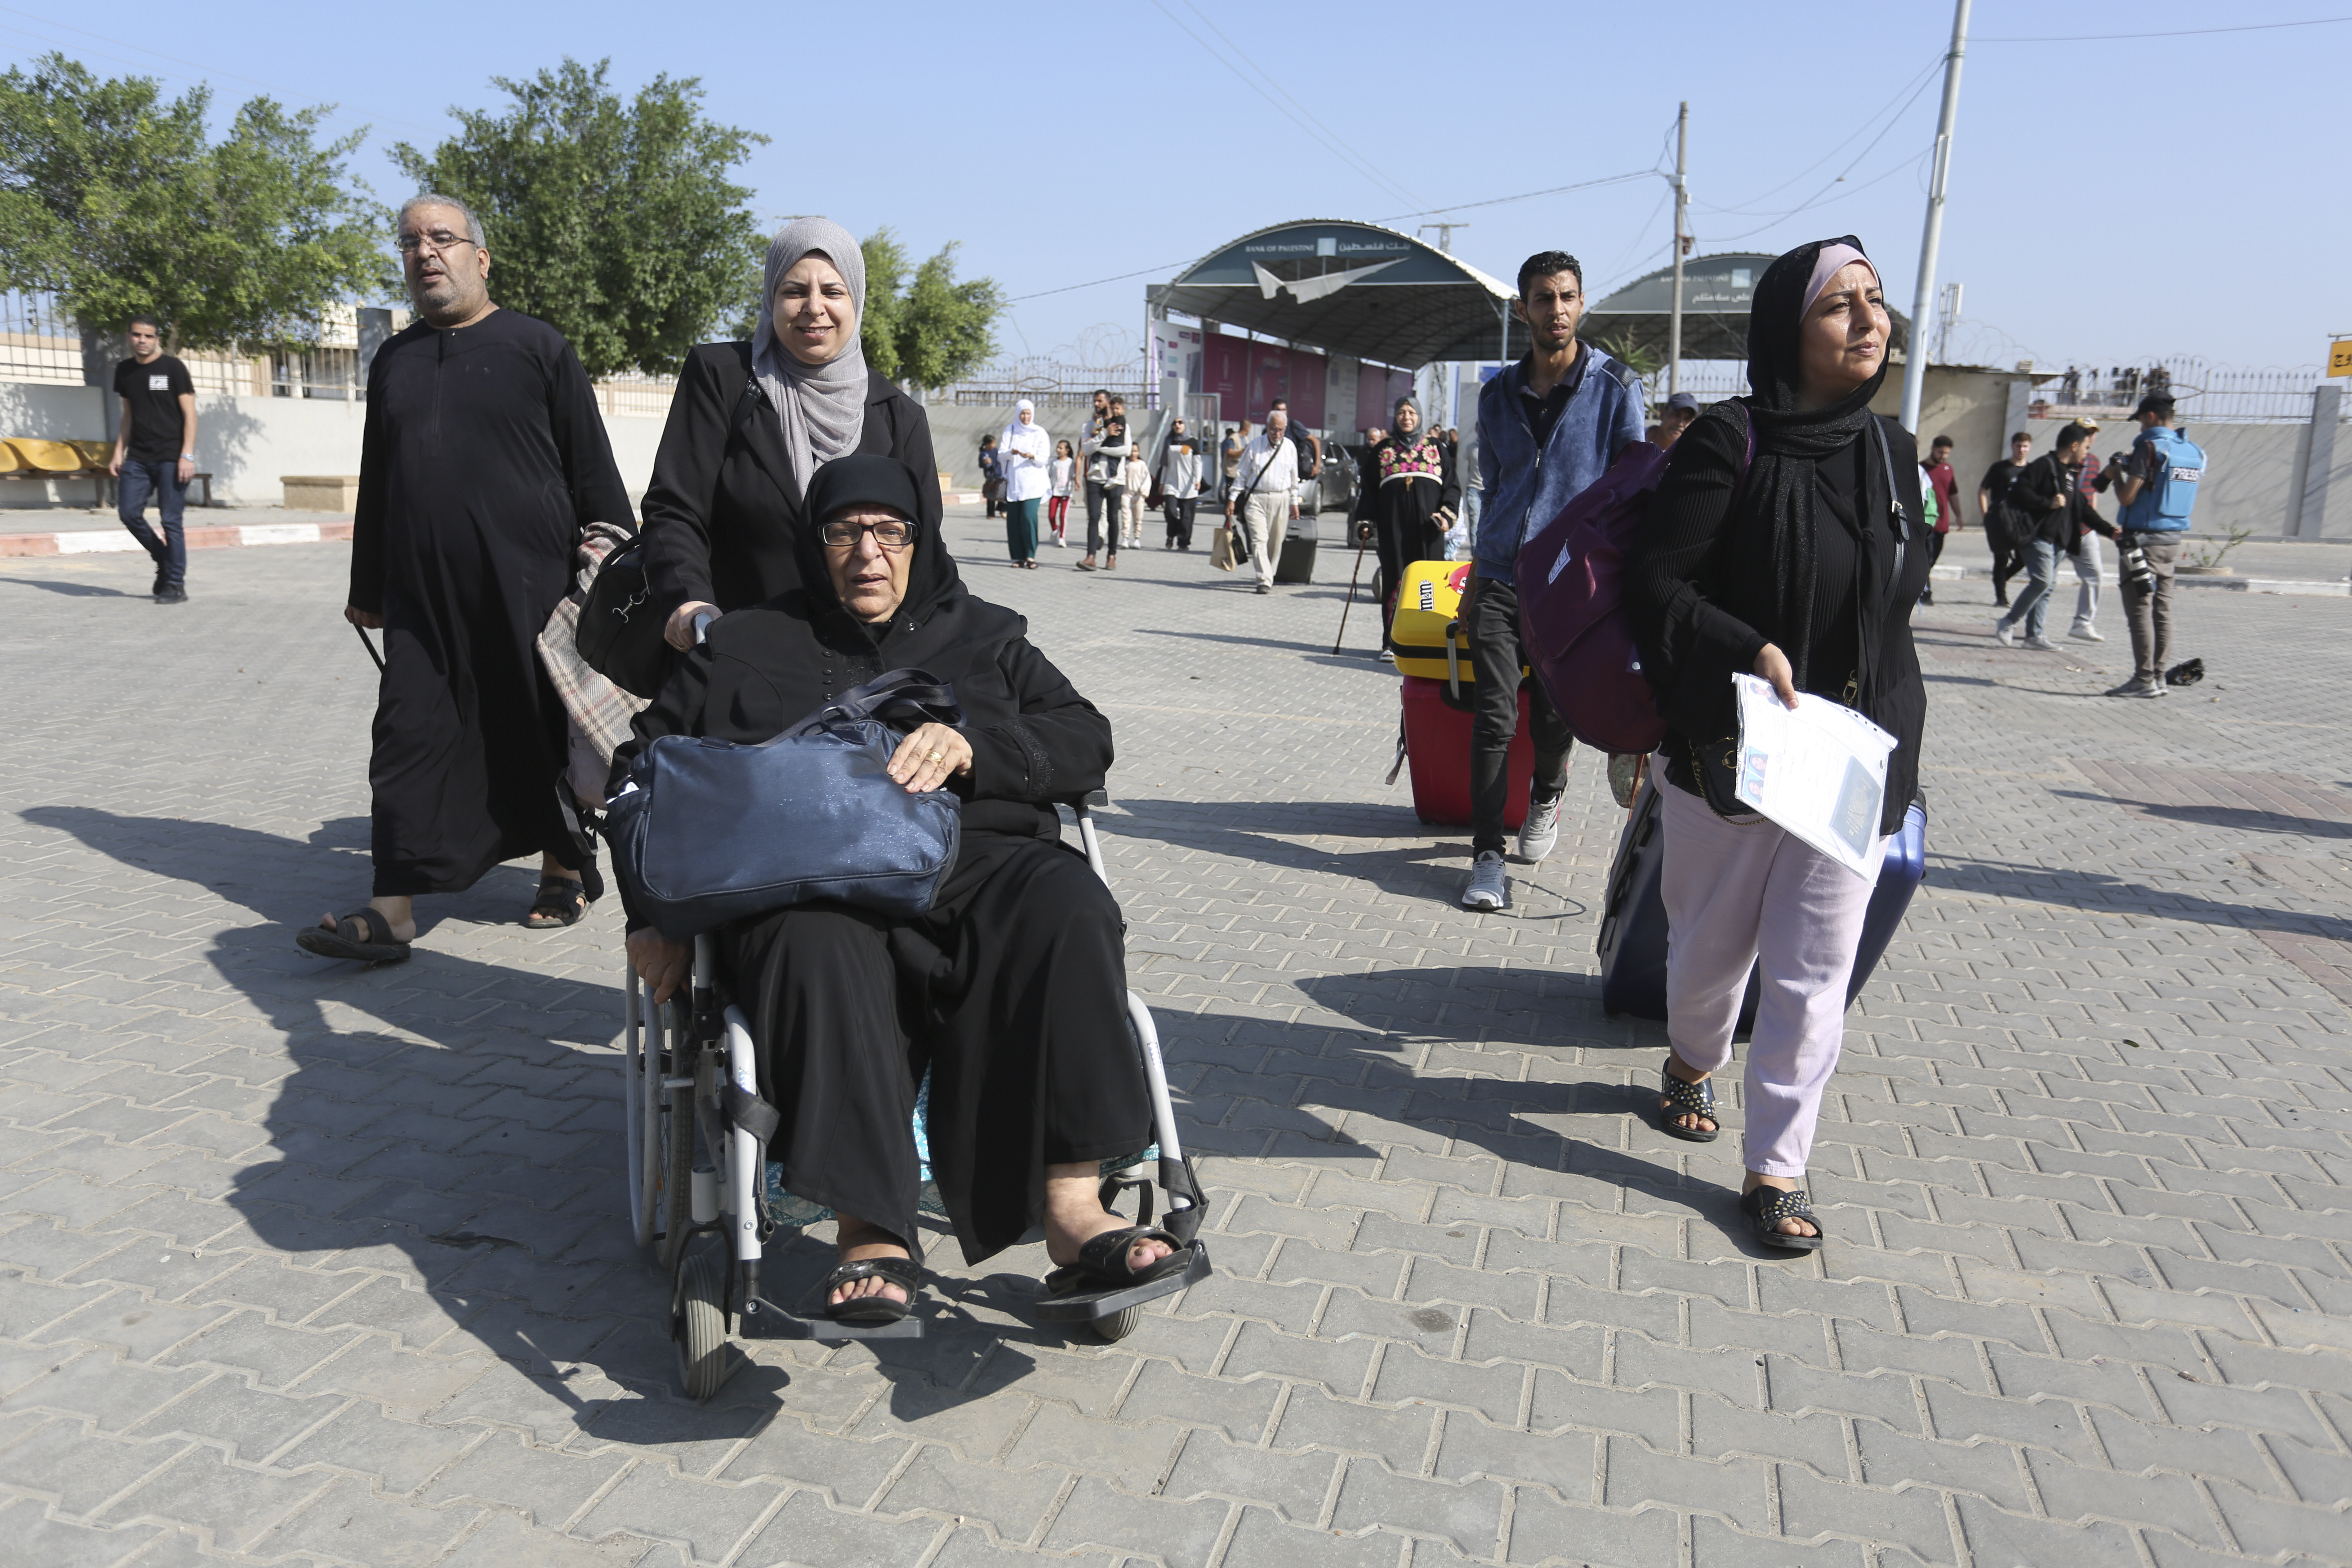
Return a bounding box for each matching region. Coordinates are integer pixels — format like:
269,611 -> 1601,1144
2000,539 -> 2058,641
117,460 -> 188,588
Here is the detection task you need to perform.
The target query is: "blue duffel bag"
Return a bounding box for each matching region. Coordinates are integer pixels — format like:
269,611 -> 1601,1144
606,669 -> 964,940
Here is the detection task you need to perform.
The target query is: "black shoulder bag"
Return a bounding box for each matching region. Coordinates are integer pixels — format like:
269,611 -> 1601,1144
577,368 -> 764,698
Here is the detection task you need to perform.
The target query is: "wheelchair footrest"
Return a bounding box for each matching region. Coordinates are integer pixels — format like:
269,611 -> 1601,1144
1024,1241 -> 1211,1323
737,1292 -> 924,1341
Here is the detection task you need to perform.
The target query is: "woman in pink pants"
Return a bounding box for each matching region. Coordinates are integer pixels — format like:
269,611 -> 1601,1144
1625,235 -> 1932,1250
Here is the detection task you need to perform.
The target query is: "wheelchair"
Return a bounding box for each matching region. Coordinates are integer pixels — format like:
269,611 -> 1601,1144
617,792 -> 1212,1401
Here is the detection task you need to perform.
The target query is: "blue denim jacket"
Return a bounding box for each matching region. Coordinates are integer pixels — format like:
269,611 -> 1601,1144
1472,349 -> 1648,586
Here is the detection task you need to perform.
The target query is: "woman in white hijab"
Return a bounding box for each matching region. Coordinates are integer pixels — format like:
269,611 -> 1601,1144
997,399 -> 1051,568
642,218 -> 944,648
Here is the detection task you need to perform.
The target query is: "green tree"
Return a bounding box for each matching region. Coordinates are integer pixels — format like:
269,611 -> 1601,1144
394,58 -> 766,378
0,53 -> 381,349
1594,330 -> 1663,381
885,241 -> 1003,392
857,226 -> 911,379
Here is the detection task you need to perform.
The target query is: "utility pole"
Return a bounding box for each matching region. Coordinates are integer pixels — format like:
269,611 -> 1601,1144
1421,224 -> 1466,426
1900,0 -> 1970,433
1667,101 -> 1688,397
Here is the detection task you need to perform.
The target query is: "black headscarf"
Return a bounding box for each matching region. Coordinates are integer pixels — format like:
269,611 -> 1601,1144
1742,235 -> 1892,688
795,453 -> 964,633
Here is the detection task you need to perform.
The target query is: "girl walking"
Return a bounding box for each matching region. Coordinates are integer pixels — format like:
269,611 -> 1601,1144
1048,440 -> 1074,546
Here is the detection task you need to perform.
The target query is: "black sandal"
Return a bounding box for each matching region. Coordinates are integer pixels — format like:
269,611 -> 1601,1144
1657,1063 -> 1719,1143
815,1254 -> 921,1325
1045,1225 -> 1193,1298
1742,1185 -> 1826,1252
523,875 -> 587,929
295,908 -> 412,966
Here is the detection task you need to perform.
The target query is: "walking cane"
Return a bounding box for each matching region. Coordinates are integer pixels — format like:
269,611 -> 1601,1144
353,623 -> 385,673
1331,541 -> 1370,655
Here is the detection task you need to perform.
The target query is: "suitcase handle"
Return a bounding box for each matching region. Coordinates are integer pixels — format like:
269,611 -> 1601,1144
1445,620 -> 1462,703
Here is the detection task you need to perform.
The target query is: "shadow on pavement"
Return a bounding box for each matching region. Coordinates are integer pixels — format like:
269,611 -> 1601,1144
2047,789 -> 2352,842
1932,848 -> 2352,938
0,574 -> 148,598
22,804 -> 1169,1439
19,805 -> 706,1435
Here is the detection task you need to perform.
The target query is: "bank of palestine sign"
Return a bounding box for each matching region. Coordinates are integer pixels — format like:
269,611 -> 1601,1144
1178,224 -> 1474,295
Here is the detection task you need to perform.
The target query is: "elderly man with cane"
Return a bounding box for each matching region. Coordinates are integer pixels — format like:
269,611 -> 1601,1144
296,194 -> 635,964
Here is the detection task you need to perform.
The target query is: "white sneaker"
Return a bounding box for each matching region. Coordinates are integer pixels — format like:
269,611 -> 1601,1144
2105,677 -> 2166,698
1461,851 -> 1509,911
1516,795 -> 1561,863
2069,624 -> 2105,642
1377,648 -> 1396,663
2021,635 -> 2060,651
1991,618 -> 2016,647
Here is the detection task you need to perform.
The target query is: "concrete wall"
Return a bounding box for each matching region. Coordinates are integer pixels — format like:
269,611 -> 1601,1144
0,379 -> 669,510
1855,367 -> 2352,541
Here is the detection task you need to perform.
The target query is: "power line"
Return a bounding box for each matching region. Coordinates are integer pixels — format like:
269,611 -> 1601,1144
1145,0 -> 1424,215
1007,263 -> 1194,304
1378,169 -> 1656,223
1977,13 -> 2351,41
1173,0 -> 1434,215
1691,52 -> 1944,216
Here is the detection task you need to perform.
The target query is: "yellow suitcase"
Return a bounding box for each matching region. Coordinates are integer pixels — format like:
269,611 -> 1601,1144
1385,559 -> 1472,686
1384,559 -> 1527,699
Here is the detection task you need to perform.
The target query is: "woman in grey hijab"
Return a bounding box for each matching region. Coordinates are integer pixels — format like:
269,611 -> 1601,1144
642,217 -> 944,649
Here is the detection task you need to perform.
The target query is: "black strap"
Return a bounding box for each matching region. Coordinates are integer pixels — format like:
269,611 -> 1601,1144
787,668 -> 965,738
724,1082 -> 780,1145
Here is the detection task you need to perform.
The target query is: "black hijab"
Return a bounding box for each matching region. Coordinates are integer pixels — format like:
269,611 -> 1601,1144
1742,235 -> 1892,688
795,453 -> 965,635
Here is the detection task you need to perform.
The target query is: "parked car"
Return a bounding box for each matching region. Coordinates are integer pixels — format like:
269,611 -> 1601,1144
1316,441 -> 1360,513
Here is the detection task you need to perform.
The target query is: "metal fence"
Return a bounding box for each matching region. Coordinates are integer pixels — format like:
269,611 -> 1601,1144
1655,355 -> 2340,425
943,357 -> 1150,410
0,291 -> 85,384
2027,359 -> 2332,424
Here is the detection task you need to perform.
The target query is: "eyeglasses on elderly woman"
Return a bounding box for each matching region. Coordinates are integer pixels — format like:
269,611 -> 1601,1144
819,516 -> 916,549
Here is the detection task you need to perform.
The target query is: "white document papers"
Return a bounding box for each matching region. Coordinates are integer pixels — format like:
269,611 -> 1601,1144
1731,673 -> 1896,879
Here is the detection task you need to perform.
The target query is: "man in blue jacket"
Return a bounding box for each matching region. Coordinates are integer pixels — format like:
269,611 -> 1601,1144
1461,252 -> 1646,910
2100,392 -> 2201,697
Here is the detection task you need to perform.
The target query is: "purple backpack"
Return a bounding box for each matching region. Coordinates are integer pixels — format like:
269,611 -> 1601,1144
1515,419 -> 1753,754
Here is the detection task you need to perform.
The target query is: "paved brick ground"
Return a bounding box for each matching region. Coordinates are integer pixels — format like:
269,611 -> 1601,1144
3,505 -> 2348,1568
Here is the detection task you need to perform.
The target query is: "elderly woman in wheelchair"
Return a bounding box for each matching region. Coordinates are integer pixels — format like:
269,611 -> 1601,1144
617,454 -> 1199,1336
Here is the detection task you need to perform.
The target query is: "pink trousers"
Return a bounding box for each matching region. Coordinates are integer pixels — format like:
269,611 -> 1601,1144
1656,777 -> 1887,1177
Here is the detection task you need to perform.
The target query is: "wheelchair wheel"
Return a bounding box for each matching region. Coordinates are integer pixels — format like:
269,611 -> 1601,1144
1092,1304 -> 1144,1343
674,1248 -> 729,1401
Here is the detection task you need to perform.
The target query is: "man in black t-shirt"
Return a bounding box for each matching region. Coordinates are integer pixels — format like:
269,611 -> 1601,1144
1976,430 -> 2033,607
109,314 -> 199,604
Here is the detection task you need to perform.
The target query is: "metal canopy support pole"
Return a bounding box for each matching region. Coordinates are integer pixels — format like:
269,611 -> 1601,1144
1668,101 -> 1688,397
1900,0 -> 1971,434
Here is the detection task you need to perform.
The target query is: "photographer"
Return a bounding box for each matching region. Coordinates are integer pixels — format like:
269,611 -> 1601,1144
2099,392 -> 2202,698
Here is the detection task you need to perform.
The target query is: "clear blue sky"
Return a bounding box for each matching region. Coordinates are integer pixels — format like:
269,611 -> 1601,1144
6,0 -> 2343,375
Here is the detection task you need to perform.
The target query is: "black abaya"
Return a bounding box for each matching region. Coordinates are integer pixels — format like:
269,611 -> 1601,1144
1353,433 -> 1460,626
724,838 -> 1145,1265
615,484 -> 1134,1263
351,310 -> 635,896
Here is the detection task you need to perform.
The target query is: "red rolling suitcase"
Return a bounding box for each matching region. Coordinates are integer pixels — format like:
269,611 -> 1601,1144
1400,675 -> 1532,828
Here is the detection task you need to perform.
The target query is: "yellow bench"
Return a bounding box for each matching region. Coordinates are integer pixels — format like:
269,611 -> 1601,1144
0,438 -> 216,507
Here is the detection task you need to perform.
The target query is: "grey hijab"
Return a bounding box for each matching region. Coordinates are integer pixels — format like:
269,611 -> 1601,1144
751,217 -> 870,499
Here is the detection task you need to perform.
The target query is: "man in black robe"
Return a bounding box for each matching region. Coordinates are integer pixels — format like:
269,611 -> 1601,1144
298,194 -> 634,964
